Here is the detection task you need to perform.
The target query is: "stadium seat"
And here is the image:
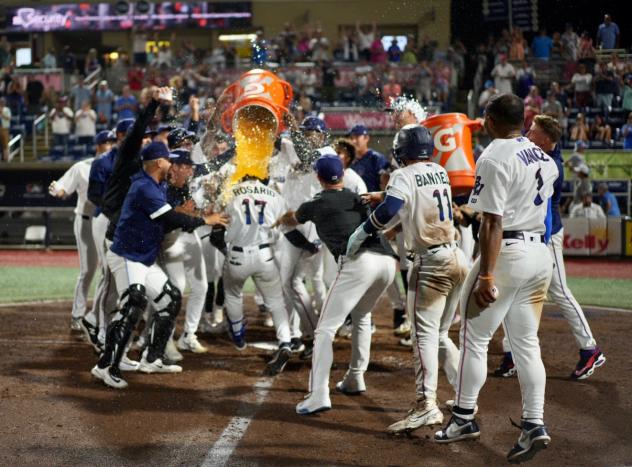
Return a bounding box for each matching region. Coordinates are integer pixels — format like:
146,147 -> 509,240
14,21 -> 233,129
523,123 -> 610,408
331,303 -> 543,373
10,124 -> 26,137
67,135 -> 78,145
48,146 -> 66,160
69,144 -> 87,159
24,225 -> 46,244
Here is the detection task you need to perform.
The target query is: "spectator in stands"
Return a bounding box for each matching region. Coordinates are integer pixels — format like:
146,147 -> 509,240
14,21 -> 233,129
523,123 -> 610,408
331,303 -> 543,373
347,124 -> 389,192
594,66 -> 618,115
515,59 -> 536,98
387,38 -> 402,62
84,48 -> 100,76
621,112 -> 632,150
156,43 -> 173,68
491,53 -> 515,93
356,21 -> 376,62
299,68 -> 318,99
370,36 -> 387,64
542,90 -> 564,121
561,23 -> 580,62
566,163 -> 592,213
578,31 -> 596,64
509,28 -> 526,61
607,52 -> 626,75
571,63 -> 593,107
401,41 -> 417,65
95,80 -> 114,124
69,76 -> 92,112
132,32 -> 148,66
570,112 -> 590,143
43,48 -> 57,69
478,80 -> 497,115
532,28 -> 553,60
596,14 -> 619,50
25,75 -> 44,115
5,81 -> 24,117
251,31 -> 268,66
570,194 -> 606,219
296,32 -> 311,61
566,140 -> 588,170
551,32 -> 564,59
60,45 -> 77,75
0,97 -> 10,161
310,28 -> 331,62
50,97 -> 73,152
524,85 -> 543,132
340,27 -> 358,62
590,114 -> 612,145
278,23 -> 297,64
597,183 -> 621,216
417,60 -> 433,104
74,100 -> 97,146
114,85 -> 138,120
382,73 -> 402,106
0,37 -> 11,68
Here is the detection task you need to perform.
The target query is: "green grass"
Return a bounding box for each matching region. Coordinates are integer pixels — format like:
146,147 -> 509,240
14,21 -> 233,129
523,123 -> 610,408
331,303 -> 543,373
0,267 -> 630,310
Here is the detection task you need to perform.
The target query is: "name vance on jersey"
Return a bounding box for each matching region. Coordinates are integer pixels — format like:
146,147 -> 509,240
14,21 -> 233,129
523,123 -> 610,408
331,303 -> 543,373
414,171 -> 450,188
516,147 -> 550,166
232,185 -> 278,198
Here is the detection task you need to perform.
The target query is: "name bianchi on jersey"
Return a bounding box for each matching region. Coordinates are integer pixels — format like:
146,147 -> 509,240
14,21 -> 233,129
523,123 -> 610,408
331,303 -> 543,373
414,171 -> 450,187
232,185 -> 278,197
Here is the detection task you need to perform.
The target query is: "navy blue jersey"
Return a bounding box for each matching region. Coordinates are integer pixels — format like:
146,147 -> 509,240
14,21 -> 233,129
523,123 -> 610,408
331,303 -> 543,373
350,149 -> 390,192
110,171 -> 171,266
87,147 -> 118,215
549,145 -> 564,236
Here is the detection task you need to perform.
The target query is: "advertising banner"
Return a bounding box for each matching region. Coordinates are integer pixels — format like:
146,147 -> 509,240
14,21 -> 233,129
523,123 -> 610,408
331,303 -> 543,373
561,217 -> 622,256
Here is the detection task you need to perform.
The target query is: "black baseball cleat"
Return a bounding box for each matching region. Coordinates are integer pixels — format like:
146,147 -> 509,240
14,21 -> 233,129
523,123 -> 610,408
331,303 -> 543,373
80,318 -> 103,354
265,344 -> 292,376
507,419 -> 550,464
494,352 -> 517,378
570,347 -> 606,380
290,337 -> 305,354
435,414 -> 481,443
300,340 -> 313,360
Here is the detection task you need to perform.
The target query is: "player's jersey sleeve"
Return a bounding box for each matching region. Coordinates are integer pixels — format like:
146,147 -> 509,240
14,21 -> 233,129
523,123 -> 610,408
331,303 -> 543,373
468,158 -> 509,216
141,184 -> 172,220
57,163 -> 80,195
296,199 -> 317,224
385,170 -> 410,203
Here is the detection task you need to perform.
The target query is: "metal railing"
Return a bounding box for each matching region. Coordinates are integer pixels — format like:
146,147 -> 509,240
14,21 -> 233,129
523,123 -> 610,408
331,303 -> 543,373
32,113 -> 49,159
86,66 -> 103,91
7,133 -> 24,162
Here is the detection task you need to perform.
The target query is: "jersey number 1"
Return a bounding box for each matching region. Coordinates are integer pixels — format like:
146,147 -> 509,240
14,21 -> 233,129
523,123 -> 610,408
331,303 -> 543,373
433,189 -> 453,222
242,199 -> 267,225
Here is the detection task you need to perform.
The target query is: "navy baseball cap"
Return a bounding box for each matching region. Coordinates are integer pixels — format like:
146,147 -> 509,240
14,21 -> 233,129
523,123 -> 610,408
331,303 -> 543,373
115,118 -> 135,134
347,124 -> 369,136
169,149 -> 194,165
300,116 -> 328,133
158,123 -> 176,134
314,154 -> 344,183
145,128 -> 158,137
95,130 -> 116,145
141,141 -> 170,161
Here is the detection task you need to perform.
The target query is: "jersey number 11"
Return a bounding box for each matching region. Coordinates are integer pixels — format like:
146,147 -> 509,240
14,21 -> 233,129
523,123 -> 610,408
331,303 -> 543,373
433,188 -> 453,222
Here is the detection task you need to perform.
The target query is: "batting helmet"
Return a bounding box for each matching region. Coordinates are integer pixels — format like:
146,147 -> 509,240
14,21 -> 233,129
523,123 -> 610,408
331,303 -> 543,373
299,116 -> 328,133
168,128 -> 191,149
392,125 -> 433,165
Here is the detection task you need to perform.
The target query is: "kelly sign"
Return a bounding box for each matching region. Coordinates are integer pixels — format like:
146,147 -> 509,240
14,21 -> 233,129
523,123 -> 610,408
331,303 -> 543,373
561,217 -> 622,256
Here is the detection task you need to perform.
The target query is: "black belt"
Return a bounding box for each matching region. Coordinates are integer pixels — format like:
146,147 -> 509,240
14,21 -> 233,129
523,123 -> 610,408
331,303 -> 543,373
232,243 -> 271,252
502,231 -> 545,243
81,215 -> 91,220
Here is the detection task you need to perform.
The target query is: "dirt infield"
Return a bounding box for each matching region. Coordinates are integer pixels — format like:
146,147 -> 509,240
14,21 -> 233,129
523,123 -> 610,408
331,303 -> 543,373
0,297 -> 630,466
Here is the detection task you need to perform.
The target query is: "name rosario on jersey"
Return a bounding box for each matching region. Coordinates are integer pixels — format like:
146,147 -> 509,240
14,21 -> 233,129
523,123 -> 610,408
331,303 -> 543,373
232,185 -> 278,197
414,170 -> 450,187
516,147 -> 550,166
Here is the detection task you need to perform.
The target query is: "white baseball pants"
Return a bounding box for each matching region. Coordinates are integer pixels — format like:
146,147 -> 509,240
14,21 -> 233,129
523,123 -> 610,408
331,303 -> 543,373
501,228 -> 596,353
409,245 -> 468,404
223,245 -> 290,344
71,214 -> 98,319
309,251 -> 396,394
456,238 -> 553,423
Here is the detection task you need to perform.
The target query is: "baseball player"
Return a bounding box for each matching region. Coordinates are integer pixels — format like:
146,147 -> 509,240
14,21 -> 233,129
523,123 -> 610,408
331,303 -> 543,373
494,115 -> 605,380
346,125 -> 468,433
279,155 -> 396,414
435,94 -> 559,464
49,149 -> 100,330
216,175 -> 293,376
92,141 -> 228,389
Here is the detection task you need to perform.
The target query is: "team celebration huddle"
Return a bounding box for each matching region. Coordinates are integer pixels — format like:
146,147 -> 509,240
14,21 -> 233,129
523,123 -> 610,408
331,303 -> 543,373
51,70 -> 605,465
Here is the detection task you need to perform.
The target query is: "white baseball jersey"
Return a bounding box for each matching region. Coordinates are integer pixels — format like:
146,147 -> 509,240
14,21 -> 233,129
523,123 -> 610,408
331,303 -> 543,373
54,158 -> 95,216
386,161 -> 456,250
344,168 -> 367,194
225,179 -> 286,247
468,137 -> 559,233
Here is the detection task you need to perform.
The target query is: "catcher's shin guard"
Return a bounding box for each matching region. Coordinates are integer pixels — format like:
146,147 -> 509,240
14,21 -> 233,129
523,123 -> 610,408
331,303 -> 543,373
98,284 -> 147,370
146,281 -> 182,362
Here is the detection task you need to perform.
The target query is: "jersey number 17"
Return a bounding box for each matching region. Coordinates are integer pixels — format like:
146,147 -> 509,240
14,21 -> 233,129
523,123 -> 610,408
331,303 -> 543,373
242,199 -> 267,225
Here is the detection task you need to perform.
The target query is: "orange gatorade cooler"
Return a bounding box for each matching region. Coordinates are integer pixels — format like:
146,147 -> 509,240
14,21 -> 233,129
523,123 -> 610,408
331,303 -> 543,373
221,69 -> 294,135
421,113 -> 481,195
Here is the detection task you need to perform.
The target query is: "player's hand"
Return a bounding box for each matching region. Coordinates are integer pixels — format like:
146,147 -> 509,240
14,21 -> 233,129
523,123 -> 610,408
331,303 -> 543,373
472,275 -> 498,309
361,191 -> 385,207
275,211 -> 297,228
153,86 -> 173,104
178,199 -> 196,215
204,212 -> 230,227
383,227 -> 398,241
346,224 -> 369,257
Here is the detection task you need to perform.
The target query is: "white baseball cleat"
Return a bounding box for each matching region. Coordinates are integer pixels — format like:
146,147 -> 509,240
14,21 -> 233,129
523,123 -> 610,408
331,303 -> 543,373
91,365 -> 128,389
394,319 -> 411,336
264,313 -> 274,328
120,355 -> 140,372
139,356 -> 182,374
70,317 -> 83,332
164,337 -> 184,362
335,371 -> 366,395
296,391 -> 332,415
387,400 -> 444,434
435,415 -> 481,443
177,332 -> 208,353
